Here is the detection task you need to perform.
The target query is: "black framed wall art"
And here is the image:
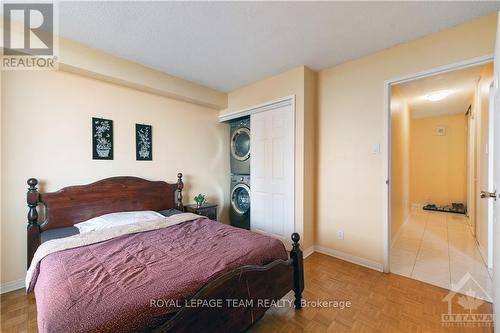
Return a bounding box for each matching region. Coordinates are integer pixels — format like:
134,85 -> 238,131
92,117 -> 113,160
136,124 -> 152,161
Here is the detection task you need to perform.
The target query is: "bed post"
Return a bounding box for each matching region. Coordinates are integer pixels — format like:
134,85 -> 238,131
176,173 -> 184,210
27,178 -> 40,269
290,232 -> 304,309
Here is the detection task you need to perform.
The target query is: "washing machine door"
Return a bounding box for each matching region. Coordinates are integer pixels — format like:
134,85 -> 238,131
231,127 -> 250,161
231,183 -> 250,215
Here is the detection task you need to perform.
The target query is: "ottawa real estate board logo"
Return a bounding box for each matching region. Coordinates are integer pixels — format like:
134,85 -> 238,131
441,273 -> 493,328
2,2 -> 58,70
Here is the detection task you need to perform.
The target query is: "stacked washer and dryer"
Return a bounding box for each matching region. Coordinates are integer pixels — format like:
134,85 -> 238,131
229,117 -> 251,229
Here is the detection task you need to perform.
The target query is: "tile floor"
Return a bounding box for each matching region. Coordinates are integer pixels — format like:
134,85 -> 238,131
391,208 -> 493,301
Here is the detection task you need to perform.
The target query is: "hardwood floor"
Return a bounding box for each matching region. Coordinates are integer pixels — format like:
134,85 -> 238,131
1,286 -> 36,333
1,252 -> 493,332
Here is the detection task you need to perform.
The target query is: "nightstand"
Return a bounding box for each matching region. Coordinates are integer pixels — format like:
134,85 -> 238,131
184,203 -> 218,221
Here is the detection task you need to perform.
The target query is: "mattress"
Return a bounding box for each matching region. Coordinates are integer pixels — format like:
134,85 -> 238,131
40,226 -> 80,243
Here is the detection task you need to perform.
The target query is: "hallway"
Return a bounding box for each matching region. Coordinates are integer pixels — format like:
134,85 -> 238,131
391,208 -> 492,301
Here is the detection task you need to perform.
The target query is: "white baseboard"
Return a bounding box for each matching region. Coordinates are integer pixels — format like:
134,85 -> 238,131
0,278 -> 25,294
303,246 -> 315,259
313,245 -> 383,272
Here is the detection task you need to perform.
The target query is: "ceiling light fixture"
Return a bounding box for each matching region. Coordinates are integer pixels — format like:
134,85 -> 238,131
425,90 -> 452,102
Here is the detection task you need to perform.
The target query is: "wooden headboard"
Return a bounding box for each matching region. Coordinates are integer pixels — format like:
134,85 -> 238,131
26,174 -> 184,268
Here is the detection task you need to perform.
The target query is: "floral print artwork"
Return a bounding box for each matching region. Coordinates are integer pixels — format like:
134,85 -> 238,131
136,124 -> 152,160
92,118 -> 113,160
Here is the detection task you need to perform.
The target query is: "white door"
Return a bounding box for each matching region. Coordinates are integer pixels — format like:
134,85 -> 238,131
487,84 -> 495,269
492,12 -> 500,333
476,74 -> 494,269
250,104 -> 294,240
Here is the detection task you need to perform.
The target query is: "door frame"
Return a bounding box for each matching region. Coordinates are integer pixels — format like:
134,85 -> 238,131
383,54 -> 494,273
466,100 -> 477,236
218,95 -> 296,122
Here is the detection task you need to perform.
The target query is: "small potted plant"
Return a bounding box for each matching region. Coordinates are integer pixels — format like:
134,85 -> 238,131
194,194 -> 206,208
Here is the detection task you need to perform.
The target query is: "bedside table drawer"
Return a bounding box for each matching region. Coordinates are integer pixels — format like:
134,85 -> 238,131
184,203 -> 218,221
197,207 -> 217,220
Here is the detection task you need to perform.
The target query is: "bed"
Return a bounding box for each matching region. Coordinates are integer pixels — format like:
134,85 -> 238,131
26,174 -> 304,333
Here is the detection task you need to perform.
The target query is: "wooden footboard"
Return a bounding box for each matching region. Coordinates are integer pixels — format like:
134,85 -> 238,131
152,233 -> 304,333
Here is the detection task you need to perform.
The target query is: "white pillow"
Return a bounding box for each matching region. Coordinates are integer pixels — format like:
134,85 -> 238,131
75,210 -> 164,233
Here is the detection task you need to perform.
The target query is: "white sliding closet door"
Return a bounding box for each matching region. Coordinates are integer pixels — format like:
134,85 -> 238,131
250,103 -> 294,239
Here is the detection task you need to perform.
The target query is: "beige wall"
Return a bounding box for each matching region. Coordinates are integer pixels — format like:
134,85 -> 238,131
410,114 -> 467,206
303,68 -> 317,251
316,14 -> 497,266
1,70 -> 230,285
221,66 -> 317,250
390,87 -> 411,239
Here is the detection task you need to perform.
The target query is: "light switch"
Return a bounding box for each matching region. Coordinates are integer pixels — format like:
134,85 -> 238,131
371,143 -> 381,154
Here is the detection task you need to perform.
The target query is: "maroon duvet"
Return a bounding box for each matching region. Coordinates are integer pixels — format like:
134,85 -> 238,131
33,218 -> 288,333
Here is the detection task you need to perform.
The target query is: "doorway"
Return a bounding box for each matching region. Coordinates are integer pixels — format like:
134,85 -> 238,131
385,57 -> 495,300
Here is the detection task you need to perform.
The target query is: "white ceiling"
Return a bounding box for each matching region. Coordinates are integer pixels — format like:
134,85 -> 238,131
396,65 -> 486,119
57,1 -> 500,92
